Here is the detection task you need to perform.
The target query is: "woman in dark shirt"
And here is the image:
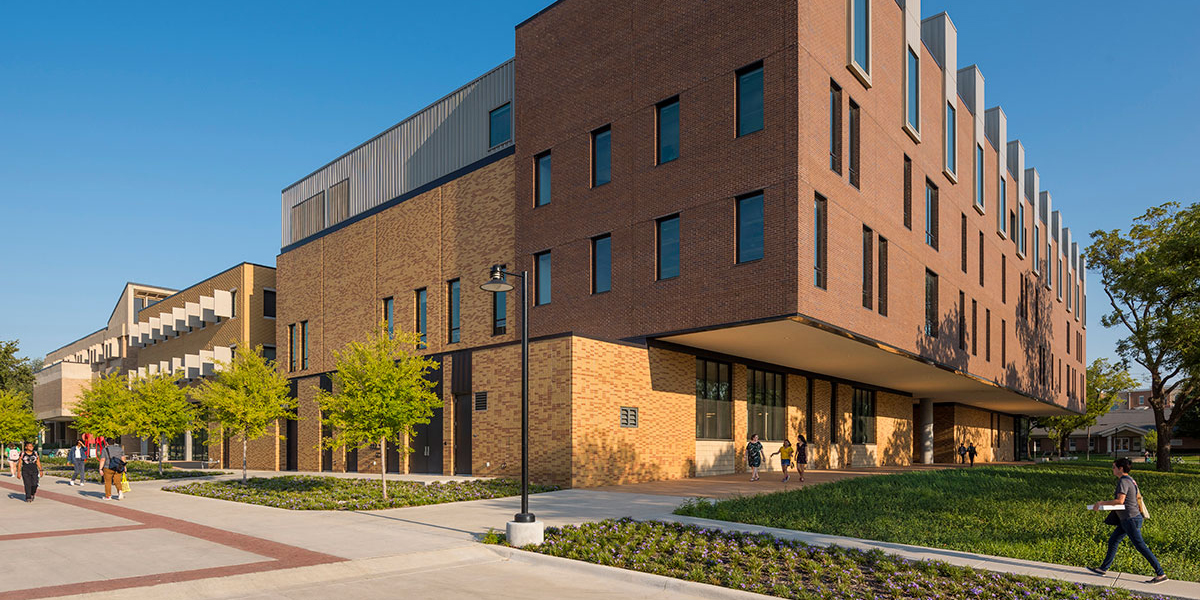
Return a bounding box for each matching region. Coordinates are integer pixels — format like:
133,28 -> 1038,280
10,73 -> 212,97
1087,458 -> 1167,584
19,442 -> 42,502
746,434 -> 764,482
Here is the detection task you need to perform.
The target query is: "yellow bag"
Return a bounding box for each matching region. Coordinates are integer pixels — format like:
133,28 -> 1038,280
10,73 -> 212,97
119,473 -> 132,493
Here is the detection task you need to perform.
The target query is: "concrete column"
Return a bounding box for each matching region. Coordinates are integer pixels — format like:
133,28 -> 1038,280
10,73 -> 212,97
920,398 -> 934,464
140,438 -> 148,456
184,430 -> 193,462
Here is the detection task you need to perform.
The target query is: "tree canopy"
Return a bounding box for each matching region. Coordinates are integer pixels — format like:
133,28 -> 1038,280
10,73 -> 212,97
1036,358 -> 1137,457
127,372 -> 197,475
0,390 -> 40,465
0,340 -> 37,399
74,372 -> 133,440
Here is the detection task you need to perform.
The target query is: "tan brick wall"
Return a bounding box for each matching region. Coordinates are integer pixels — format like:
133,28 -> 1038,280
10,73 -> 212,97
876,392 -> 913,466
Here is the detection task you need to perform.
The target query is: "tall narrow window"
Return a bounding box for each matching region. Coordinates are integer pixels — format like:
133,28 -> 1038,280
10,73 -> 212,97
591,126 -> 612,186
592,235 -> 612,294
925,270 -> 938,337
862,225 -> 873,309
958,291 -> 966,351
999,177 -> 1008,236
848,99 -> 861,188
657,97 -> 680,164
263,289 -> 276,318
851,388 -> 876,444
415,288 -> 427,348
830,82 -> 842,173
1001,319 -> 1007,363
447,280 -> 460,343
1019,202 -> 1027,256
492,272 -> 507,336
960,214 -> 968,273
851,0 -> 871,76
231,289 -> 238,319
975,145 -> 985,210
946,103 -> 957,174
925,181 -> 938,249
747,369 -> 785,441
906,48 -> 919,131
736,63 -> 764,136
814,194 -> 828,289
878,237 -> 888,317
1001,255 -> 1007,303
535,152 -> 551,207
300,321 -> 309,370
382,297 -> 394,338
979,231 -> 985,287
696,359 -> 731,440
986,308 -> 992,362
535,251 -> 552,305
736,193 -> 764,263
1034,225 -> 1042,274
657,215 -> 680,280
489,103 -> 511,147
288,324 -> 296,372
903,155 -> 912,229
971,299 -> 978,356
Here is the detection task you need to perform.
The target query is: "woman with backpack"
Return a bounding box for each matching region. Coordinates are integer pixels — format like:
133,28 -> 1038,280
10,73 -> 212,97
19,442 -> 42,502
1087,457 -> 1167,584
98,439 -> 126,501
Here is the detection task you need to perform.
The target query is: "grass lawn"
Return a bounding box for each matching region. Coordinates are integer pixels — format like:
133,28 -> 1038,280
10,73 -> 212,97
498,519 -> 1165,600
165,475 -> 560,510
675,462 -> 1200,582
42,459 -> 224,482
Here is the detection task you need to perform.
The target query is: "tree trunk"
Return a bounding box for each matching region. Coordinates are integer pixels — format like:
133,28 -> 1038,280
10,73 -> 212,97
159,434 -> 165,476
242,434 -> 248,484
1152,384 -> 1172,472
1058,434 -> 1068,458
380,438 -> 388,500
1086,427 -> 1091,461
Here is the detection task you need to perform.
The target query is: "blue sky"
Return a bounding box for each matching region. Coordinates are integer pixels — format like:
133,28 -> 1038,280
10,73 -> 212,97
2,1 -> 1197,383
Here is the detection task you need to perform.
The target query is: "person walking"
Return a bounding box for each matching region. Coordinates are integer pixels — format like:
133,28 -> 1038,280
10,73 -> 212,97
19,443 -> 42,502
795,434 -> 808,482
98,440 -> 126,501
771,439 -> 794,482
746,434 -> 764,482
957,443 -> 967,465
7,446 -> 19,478
68,439 -> 88,486
1087,458 -> 1168,584
967,443 -> 978,467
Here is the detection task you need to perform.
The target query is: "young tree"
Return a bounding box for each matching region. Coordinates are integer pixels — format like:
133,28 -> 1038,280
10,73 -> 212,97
317,325 -> 439,499
194,345 -> 296,483
1038,359 -> 1138,458
1087,201 -> 1200,471
127,372 -> 197,476
0,390 -> 40,469
1143,429 -> 1158,457
74,372 -> 133,440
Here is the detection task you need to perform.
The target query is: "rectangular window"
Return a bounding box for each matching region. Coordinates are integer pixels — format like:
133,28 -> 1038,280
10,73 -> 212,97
415,289 -> 427,348
852,0 -> 870,75
1019,202 -> 1027,256
535,251 -> 552,305
447,280 -> 460,344
263,289 -> 276,318
747,369 -> 785,441
300,320 -> 309,370
975,145 -> 985,210
288,324 -> 296,372
971,299 -> 978,356
979,231 -> 985,287
1001,319 -> 1007,363
262,345 -> 276,364
1057,257 -> 1063,300
848,99 -> 861,188
851,388 -> 875,444
946,103 -> 957,174
986,308 -> 992,362
814,194 -> 828,288
1033,225 -> 1042,274
382,297 -> 394,338
906,48 -> 919,131
492,269 -> 507,336
903,155 -> 912,230
925,181 -> 938,249
535,152 -> 551,207
960,214 -> 968,272
736,193 -> 764,263
830,81 -> 842,173
959,291 -> 966,351
1001,255 -> 1007,304
925,270 -> 938,337
657,215 -> 680,280
878,237 -> 888,317
591,126 -> 612,186
696,359 -> 731,440
231,289 -> 238,318
592,235 -> 612,294
736,63 -> 764,136
489,103 -> 511,148
999,177 -> 1008,236
657,97 -> 680,164
862,225 -> 873,309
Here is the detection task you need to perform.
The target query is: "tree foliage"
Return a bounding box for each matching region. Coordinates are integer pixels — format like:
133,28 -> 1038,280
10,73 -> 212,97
1086,201 -> 1200,471
1178,402 -> 1200,440
74,372 -> 133,439
0,340 -> 36,399
195,345 -> 296,483
127,372 -> 197,475
0,390 -> 40,466
1037,358 -> 1139,457
317,324 -> 439,499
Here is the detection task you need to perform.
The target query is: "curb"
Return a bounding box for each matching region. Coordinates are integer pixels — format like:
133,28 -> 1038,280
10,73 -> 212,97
487,544 -> 778,600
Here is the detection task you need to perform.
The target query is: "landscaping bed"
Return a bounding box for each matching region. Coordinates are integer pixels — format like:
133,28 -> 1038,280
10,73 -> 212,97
43,459 -> 223,482
164,475 -> 559,510
497,519 -> 1165,600
675,462 -> 1200,582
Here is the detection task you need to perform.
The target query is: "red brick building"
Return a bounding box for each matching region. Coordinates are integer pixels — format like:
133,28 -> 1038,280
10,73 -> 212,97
272,0 -> 1086,486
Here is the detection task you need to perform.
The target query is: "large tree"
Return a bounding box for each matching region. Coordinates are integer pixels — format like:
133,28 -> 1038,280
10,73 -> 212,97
74,372 -> 133,440
127,372 -> 197,475
0,390 -> 40,468
0,340 -> 36,399
194,345 -> 296,483
317,325 -> 439,499
1087,201 -> 1200,471
1036,358 -> 1138,458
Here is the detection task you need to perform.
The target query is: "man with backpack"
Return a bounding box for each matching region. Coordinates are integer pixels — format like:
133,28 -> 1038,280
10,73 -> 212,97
68,439 -> 88,486
1086,457 -> 1167,584
98,439 -> 126,500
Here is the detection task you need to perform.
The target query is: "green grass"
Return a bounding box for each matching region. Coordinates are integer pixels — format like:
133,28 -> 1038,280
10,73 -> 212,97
42,460 -> 224,482
676,462 -> 1200,582
498,519 -> 1166,600
165,475 -> 560,510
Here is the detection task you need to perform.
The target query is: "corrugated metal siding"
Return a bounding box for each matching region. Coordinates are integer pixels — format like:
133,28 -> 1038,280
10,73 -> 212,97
328,179 -> 350,226
290,192 -> 326,242
281,59 -> 515,246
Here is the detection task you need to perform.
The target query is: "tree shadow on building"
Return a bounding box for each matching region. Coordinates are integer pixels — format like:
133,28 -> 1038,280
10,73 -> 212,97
572,430 -> 694,488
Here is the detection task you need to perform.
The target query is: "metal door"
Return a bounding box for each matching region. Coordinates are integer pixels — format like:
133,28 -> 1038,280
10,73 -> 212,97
409,408 -> 444,473
454,394 -> 472,475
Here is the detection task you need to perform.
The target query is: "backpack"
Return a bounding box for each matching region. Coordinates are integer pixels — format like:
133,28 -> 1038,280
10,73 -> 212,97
105,448 -> 127,473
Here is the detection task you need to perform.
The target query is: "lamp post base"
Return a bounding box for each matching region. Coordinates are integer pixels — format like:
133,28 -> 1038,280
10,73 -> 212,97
506,519 -> 544,547
513,512 -> 536,523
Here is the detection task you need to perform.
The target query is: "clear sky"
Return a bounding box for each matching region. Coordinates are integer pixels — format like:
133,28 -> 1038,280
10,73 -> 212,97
2,1 -> 1198,383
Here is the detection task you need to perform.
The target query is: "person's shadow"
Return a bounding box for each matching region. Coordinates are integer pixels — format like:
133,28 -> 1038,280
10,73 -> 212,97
7,492 -> 26,501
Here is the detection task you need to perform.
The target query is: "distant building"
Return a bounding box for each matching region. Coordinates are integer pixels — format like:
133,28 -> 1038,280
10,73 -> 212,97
1117,388 -> 1177,411
1030,405 -> 1200,457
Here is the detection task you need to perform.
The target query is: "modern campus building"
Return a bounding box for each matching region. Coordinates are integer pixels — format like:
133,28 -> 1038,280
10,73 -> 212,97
274,0 -> 1088,486
33,282 -> 176,446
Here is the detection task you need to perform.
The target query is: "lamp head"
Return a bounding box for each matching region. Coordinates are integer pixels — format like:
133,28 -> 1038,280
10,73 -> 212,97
480,264 -> 514,293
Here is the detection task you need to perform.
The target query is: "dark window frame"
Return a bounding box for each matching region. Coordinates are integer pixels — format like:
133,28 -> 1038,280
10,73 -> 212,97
656,214 -> 681,281
656,96 -> 680,164
591,125 -> 612,187
878,236 -> 888,317
488,102 -> 512,148
830,81 -> 843,174
814,193 -> 828,289
415,288 -> 427,348
848,98 -> 861,188
447,279 -> 461,344
591,235 -> 612,294
534,251 -> 552,305
925,180 -> 939,249
851,387 -> 876,445
862,225 -> 873,310
736,62 -> 764,137
696,358 -> 732,440
382,296 -> 394,338
736,192 -> 765,264
534,151 -> 552,207
747,368 -> 785,441
903,155 -> 912,230
925,270 -> 939,338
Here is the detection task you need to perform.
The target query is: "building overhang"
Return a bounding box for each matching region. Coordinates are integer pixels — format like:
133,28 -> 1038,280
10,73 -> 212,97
653,315 -> 1078,417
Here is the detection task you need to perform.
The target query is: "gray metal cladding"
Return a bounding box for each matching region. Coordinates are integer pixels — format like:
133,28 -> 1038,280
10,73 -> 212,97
290,191 -> 326,242
281,59 -> 515,246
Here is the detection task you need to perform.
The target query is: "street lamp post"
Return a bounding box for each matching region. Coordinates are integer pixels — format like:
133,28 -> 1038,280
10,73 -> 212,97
481,264 -> 542,544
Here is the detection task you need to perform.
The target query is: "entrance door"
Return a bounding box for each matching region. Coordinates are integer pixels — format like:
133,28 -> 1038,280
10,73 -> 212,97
385,441 -> 401,473
285,418 -> 298,471
222,437 -> 231,469
454,394 -> 472,475
345,448 -> 358,472
321,424 -> 333,471
409,408 -> 444,473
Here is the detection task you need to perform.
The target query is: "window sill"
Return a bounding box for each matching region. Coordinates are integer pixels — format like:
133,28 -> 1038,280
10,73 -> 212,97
973,203 -> 986,216
846,61 -> 872,89
655,275 -> 680,283
996,229 -> 1008,241
903,122 -> 921,144
943,169 -> 958,185
734,257 -> 763,266
591,290 -> 611,296
265,316 -> 276,320
735,127 -> 764,140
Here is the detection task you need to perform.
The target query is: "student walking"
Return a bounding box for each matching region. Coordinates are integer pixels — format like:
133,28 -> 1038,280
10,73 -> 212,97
746,434 -> 764,482
99,440 -> 126,501
1087,458 -> 1168,584
967,443 -> 978,467
771,440 -> 794,482
68,439 -> 88,486
7,446 -> 19,478
957,443 -> 967,464
19,443 -> 42,502
795,434 -> 808,482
